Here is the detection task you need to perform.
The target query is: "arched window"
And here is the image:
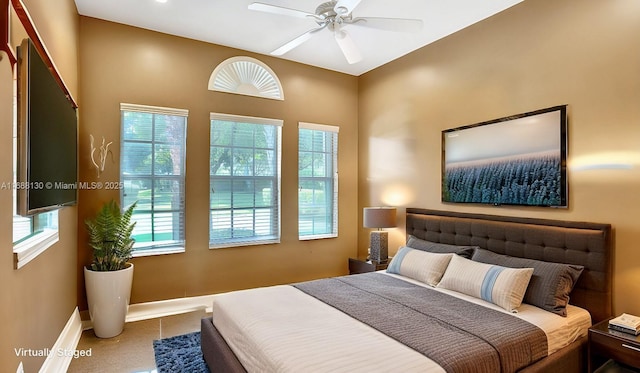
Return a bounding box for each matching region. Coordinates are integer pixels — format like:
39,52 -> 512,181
208,57 -> 284,100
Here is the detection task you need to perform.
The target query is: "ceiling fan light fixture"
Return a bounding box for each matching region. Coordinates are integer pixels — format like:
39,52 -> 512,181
252,0 -> 417,65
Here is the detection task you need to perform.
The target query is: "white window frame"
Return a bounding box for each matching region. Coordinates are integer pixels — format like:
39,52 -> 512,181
120,103 -> 188,256
13,223 -> 59,269
209,113 -> 282,249
298,122 -> 339,240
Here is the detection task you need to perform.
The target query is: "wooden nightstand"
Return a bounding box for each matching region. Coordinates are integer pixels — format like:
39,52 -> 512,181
348,257 -> 391,274
588,318 -> 640,372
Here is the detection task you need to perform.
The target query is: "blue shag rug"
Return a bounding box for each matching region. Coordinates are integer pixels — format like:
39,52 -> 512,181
153,331 -> 210,373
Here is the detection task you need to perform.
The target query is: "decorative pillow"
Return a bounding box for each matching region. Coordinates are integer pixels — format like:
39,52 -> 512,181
387,247 -> 453,286
406,235 -> 476,259
437,254 -> 534,312
471,248 -> 584,316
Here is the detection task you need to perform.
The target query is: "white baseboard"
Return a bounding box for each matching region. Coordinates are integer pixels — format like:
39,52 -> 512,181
125,294 -> 214,323
39,307 -> 83,373
81,294 -> 215,332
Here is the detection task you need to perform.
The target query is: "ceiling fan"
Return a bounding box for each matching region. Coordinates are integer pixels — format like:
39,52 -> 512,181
248,0 -> 423,64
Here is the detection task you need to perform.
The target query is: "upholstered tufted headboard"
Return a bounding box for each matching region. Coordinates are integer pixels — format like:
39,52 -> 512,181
405,208 -> 613,323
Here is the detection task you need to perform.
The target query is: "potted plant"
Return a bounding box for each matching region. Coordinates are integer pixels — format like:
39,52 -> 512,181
84,200 -> 137,338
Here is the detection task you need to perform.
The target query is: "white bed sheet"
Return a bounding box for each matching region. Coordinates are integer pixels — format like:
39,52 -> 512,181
212,273 -> 591,373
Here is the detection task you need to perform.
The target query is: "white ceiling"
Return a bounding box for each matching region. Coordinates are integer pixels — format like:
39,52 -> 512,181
74,0 -> 523,76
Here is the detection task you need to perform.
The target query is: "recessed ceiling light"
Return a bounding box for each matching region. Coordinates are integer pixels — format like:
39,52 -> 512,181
156,0 -> 168,3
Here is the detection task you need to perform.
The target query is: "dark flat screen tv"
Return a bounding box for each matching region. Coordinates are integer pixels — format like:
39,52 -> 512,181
17,38 -> 78,216
442,105 -> 568,208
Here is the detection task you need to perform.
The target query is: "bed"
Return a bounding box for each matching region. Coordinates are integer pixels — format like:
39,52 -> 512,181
201,208 -> 612,372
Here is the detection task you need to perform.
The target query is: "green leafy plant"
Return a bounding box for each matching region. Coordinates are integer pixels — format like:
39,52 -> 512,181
85,200 -> 137,271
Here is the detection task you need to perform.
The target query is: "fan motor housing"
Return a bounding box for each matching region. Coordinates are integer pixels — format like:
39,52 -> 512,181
315,1 -> 352,26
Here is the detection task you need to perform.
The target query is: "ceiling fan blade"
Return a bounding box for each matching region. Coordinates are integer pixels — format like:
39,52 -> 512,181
350,17 -> 423,33
248,2 -> 316,19
271,26 -> 326,56
334,29 -> 362,64
334,0 -> 363,15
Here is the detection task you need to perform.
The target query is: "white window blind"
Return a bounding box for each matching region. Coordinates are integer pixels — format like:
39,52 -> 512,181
209,113 -> 282,248
120,103 -> 188,255
298,122 -> 338,240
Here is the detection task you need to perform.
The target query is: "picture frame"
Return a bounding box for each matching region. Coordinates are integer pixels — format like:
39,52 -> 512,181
442,105 -> 568,207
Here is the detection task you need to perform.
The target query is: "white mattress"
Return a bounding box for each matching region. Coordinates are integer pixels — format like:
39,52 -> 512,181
212,273 -> 591,373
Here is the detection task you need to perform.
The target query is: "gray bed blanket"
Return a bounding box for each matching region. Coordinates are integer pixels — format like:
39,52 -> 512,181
294,273 -> 548,373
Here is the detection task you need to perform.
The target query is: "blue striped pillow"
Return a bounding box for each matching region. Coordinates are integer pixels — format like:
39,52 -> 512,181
437,254 -> 534,312
387,247 -> 453,286
471,248 -> 584,316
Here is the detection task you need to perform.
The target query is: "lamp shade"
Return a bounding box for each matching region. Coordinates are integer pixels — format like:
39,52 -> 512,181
363,207 -> 397,229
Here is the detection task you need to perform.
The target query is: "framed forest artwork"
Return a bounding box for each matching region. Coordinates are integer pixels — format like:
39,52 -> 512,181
442,105 -> 568,208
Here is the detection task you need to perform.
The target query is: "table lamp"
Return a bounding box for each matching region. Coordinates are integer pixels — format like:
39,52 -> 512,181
363,207 -> 397,262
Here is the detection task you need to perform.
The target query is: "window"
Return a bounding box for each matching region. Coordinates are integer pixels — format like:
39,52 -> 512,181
209,56 -> 284,100
120,103 -> 187,255
298,122 -> 339,239
12,79 -> 58,269
209,113 -> 282,248
12,201 -> 59,270
12,210 -> 57,244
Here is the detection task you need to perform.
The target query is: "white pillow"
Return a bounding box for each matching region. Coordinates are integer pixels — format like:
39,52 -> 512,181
437,254 -> 534,312
387,246 -> 453,286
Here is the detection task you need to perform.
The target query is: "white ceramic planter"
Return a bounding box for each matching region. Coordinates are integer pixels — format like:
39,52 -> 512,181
84,263 -> 134,338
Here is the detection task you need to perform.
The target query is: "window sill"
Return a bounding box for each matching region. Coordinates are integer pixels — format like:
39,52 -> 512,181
13,229 -> 59,269
299,233 -> 338,241
132,246 -> 185,258
209,237 -> 280,249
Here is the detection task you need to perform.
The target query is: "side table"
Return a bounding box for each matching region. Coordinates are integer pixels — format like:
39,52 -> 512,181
588,317 -> 640,372
348,257 -> 391,274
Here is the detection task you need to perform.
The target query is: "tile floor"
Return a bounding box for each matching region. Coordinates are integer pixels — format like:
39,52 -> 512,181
67,309 -> 207,373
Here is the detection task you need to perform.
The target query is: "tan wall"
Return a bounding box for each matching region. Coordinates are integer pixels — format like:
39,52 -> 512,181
77,17 -> 359,308
0,0 -> 79,371
358,0 -> 640,315
4,2 -> 638,370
